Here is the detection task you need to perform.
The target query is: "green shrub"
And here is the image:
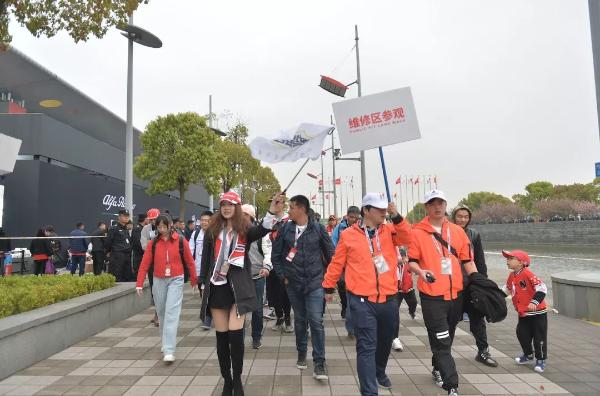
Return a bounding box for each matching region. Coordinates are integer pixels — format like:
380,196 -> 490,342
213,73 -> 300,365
0,274 -> 116,319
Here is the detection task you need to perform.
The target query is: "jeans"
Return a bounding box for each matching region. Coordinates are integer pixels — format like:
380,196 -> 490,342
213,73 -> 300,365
251,277 -> 266,341
152,275 -> 184,355
286,286 -> 326,364
349,293 -> 399,396
70,255 -> 86,276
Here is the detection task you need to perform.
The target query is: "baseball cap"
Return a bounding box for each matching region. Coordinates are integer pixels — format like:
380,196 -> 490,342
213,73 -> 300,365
118,209 -> 130,216
220,191 -> 242,205
241,204 -> 256,219
362,192 -> 388,209
146,208 -> 160,220
502,250 -> 531,266
424,189 -> 447,204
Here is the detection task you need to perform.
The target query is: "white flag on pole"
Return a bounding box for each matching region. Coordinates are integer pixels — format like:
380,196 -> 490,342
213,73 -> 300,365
249,123 -> 332,163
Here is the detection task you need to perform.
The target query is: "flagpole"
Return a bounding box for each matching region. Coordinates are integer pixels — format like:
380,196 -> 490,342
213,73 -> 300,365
404,176 -> 409,216
283,158 -> 311,193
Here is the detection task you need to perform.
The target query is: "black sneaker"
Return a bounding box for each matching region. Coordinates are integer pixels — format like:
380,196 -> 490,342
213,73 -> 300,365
341,307 -> 346,319
313,362 -> 328,380
432,369 -> 443,388
252,339 -> 262,350
448,388 -> 459,396
377,374 -> 392,390
296,352 -> 308,369
475,349 -> 498,367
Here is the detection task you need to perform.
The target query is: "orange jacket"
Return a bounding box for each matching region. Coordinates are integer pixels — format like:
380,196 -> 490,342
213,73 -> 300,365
323,216 -> 412,303
408,217 -> 471,301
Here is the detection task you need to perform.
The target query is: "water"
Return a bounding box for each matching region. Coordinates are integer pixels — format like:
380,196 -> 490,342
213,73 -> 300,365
483,243 -> 600,305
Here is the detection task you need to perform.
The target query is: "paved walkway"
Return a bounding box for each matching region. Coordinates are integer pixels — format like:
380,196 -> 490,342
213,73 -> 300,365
1,288 -> 600,396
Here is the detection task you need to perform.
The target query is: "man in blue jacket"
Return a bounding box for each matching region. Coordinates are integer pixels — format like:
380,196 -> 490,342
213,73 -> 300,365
272,195 -> 335,381
69,222 -> 89,276
331,205 -> 360,337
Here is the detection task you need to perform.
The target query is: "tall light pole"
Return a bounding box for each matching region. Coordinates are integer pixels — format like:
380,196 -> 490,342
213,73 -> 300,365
330,116 -> 338,217
208,95 -> 214,212
355,25 -> 366,198
119,17 -> 162,213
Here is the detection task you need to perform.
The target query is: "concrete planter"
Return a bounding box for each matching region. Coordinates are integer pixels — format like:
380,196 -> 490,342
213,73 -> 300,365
0,282 -> 151,380
552,271 -> 600,322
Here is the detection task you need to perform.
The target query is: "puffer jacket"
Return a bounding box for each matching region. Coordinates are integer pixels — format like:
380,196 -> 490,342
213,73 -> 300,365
272,220 -> 334,294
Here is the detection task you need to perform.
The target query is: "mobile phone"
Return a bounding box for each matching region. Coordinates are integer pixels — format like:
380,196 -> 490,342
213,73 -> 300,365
425,273 -> 436,283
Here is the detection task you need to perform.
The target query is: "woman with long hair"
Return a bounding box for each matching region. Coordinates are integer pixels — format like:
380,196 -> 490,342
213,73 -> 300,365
200,191 -> 284,396
136,215 -> 197,363
30,228 -> 51,275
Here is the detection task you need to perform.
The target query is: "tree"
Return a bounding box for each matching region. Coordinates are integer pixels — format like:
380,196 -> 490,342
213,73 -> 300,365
458,191 -> 511,211
219,140 -> 259,193
513,181 -> 554,210
1,0 -> 142,47
225,121 -> 249,145
471,203 -> 526,224
241,166 -> 281,216
552,183 -> 600,204
134,112 -> 225,221
407,203 -> 426,224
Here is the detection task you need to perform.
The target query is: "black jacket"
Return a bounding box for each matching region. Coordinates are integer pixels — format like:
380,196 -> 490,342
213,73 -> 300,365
464,227 -> 487,276
465,272 -> 507,323
272,220 -> 334,294
199,223 -> 271,320
90,228 -> 106,252
30,238 -> 51,257
105,223 -> 132,254
130,224 -> 144,255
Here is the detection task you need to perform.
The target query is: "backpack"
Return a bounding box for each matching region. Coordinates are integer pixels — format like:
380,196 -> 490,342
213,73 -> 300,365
151,235 -> 189,283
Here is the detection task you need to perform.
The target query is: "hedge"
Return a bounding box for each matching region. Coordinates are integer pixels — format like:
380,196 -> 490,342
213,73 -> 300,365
0,274 -> 116,319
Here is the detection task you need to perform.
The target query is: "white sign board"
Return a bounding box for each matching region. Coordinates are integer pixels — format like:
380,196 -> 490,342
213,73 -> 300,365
0,133 -> 22,175
332,87 -> 421,154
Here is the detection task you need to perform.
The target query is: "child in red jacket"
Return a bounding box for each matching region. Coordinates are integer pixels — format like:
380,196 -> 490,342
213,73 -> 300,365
504,250 -> 547,373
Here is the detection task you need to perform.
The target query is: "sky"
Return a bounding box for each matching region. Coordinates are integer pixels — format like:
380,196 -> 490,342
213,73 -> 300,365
7,0 -> 600,216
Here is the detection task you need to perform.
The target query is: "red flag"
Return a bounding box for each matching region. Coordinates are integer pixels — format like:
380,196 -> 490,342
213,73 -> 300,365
318,179 -> 323,187
325,194 -> 329,199
335,178 -> 341,185
395,176 -> 401,185
414,177 -> 420,184
311,195 -> 317,200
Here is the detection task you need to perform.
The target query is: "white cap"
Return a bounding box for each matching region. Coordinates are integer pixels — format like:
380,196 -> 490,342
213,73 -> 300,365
241,204 -> 256,219
424,189 -> 447,204
362,192 -> 388,209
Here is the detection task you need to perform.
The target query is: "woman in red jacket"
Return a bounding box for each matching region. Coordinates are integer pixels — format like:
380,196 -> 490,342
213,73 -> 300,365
136,215 -> 197,363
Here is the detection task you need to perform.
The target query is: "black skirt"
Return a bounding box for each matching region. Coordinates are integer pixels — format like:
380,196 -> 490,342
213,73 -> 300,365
208,282 -> 235,310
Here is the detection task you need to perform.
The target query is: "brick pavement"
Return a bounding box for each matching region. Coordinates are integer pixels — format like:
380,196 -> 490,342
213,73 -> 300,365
2,288 -> 600,396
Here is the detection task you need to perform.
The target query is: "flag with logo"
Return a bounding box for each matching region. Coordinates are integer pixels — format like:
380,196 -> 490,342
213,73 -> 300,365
249,123 -> 333,163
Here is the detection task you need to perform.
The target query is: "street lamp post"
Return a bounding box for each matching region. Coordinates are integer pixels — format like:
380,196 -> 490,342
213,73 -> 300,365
118,17 -> 162,214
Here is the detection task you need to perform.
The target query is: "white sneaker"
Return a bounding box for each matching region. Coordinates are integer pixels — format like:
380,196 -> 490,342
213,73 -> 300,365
163,354 -> 175,363
392,338 -> 404,352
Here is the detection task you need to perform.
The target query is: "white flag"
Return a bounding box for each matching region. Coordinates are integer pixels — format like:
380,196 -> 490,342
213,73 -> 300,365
249,123 -> 332,163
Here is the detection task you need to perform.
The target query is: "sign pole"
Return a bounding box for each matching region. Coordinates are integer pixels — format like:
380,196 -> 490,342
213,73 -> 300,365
378,147 -> 391,202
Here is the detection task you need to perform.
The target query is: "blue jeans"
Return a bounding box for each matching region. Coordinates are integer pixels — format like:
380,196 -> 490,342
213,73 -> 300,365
251,277 -> 266,341
152,275 -> 184,355
286,286 -> 326,364
349,293 -> 399,396
71,255 -> 86,276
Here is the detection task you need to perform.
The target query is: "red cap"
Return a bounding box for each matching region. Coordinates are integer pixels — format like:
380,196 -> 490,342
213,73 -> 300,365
146,208 -> 160,220
502,250 -> 531,266
220,191 -> 241,205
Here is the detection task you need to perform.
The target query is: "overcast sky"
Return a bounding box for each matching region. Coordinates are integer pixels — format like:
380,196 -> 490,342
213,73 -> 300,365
8,0 -> 600,215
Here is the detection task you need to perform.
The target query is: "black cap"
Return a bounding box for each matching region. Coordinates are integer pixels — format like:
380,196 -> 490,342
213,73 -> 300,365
118,209 -> 130,216
137,214 -> 147,223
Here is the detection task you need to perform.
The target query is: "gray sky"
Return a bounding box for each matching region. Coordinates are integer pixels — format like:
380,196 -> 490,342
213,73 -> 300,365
9,0 -> 600,215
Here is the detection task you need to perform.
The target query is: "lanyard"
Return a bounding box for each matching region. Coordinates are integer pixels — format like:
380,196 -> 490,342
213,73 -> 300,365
364,226 -> 382,257
431,224 -> 451,258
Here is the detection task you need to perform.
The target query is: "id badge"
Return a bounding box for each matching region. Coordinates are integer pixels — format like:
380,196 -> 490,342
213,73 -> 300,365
165,267 -> 171,277
125,238 -> 130,244
286,247 -> 298,262
441,257 -> 452,275
373,255 -> 389,274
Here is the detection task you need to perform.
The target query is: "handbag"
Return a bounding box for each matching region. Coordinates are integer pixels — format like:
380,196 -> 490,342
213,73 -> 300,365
45,259 -> 55,275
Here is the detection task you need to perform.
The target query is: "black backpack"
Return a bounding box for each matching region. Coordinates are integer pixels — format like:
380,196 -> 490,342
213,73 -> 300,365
151,235 -> 189,283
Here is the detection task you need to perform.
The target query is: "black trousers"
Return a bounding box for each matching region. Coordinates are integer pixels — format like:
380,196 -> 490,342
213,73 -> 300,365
132,250 -> 144,277
396,289 -> 418,337
108,251 -> 133,282
91,251 -> 105,275
466,309 -> 488,352
266,273 -> 291,319
420,293 -> 463,392
337,279 -> 347,313
34,259 -> 46,275
516,313 -> 548,360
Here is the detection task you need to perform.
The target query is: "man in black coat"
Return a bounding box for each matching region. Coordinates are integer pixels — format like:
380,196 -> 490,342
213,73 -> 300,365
452,204 -> 498,367
105,210 -> 133,282
131,214 -> 147,277
90,222 -> 107,275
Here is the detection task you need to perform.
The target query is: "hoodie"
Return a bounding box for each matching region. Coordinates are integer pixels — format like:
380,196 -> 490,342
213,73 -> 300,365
451,204 -> 487,276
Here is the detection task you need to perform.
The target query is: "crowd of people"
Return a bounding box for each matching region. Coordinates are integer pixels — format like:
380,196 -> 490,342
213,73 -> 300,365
24,188 -> 549,396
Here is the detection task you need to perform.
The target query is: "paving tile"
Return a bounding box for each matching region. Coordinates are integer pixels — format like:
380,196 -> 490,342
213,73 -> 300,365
472,383 -> 511,394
